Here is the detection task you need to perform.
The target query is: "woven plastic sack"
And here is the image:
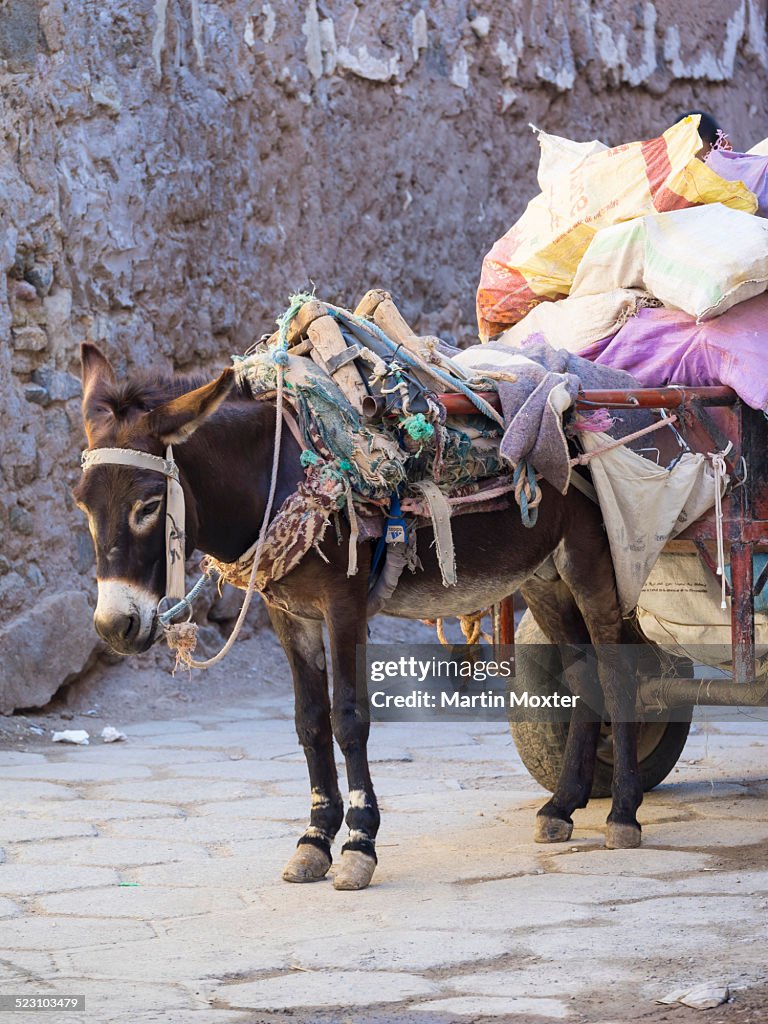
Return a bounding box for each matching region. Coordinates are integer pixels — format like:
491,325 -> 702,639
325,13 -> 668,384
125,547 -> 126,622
637,551 -> 768,669
534,127 -> 607,191
570,204 -> 768,321
476,116 -> 757,341
496,288 -> 656,354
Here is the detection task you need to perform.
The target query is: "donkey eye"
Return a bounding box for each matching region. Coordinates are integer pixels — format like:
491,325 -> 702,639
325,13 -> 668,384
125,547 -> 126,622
138,499 -> 162,521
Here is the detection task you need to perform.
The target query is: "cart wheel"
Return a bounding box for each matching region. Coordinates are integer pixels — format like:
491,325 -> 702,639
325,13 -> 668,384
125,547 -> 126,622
509,610 -> 692,798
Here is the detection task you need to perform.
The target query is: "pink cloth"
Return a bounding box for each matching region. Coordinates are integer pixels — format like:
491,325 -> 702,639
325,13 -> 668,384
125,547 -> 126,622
706,150 -> 768,217
576,293 -> 768,411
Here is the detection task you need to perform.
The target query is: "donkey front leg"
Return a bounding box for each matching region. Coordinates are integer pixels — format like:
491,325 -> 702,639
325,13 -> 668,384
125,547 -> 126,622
267,605 -> 344,883
325,604 -> 380,891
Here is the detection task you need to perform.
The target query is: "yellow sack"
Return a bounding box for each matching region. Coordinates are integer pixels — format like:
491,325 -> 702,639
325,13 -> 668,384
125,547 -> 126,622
476,116 -> 758,341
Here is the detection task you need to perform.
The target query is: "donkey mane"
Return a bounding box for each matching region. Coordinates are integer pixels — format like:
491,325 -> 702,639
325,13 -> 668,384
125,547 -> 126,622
95,369 -> 250,420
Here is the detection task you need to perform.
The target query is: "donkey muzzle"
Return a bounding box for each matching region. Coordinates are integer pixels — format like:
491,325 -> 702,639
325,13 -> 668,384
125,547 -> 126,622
94,580 -> 161,655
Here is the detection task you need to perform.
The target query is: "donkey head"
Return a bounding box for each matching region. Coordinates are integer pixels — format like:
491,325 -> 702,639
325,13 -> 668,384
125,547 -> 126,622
73,343 -> 233,655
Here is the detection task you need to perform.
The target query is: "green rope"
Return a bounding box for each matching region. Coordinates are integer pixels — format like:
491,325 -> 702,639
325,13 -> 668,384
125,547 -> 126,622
277,292 -> 314,349
402,413 -> 435,442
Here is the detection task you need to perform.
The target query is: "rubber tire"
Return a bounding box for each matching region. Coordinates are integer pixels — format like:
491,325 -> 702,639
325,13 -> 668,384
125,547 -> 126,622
509,610 -> 692,798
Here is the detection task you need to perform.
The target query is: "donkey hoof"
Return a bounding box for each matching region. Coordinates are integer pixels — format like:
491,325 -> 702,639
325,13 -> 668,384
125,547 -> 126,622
605,822 -> 642,850
333,850 -> 376,891
534,815 -> 573,844
282,845 -> 332,883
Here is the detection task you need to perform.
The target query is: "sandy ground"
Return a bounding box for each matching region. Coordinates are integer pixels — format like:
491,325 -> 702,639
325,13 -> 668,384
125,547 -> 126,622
0,616 -> 767,1024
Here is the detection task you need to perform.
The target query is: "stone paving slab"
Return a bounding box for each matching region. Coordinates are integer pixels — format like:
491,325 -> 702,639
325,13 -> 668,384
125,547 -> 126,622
288,928 -> 514,972
89,777 -> 271,804
0,916 -> 154,950
0,762 -> 156,782
208,971 -> 441,1011
413,995 -> 571,1018
36,885 -> 247,919
0,819 -> 99,844
11,837 -> 213,866
0,687 -> 766,1023
0,896 -> 22,917
18,799 -> 187,821
0,864 -> 120,894
104,814 -> 296,845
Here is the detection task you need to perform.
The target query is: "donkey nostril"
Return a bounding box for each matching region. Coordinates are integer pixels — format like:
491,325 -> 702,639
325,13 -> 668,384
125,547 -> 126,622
94,611 -> 139,646
121,614 -> 139,641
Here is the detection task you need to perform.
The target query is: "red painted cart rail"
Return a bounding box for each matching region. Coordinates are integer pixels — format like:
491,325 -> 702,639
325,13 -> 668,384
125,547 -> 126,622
438,385 -> 738,416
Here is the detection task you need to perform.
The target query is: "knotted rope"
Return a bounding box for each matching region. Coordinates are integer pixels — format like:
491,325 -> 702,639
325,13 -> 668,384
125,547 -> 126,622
709,442 -> 733,610
513,461 -> 541,528
426,609 -> 493,647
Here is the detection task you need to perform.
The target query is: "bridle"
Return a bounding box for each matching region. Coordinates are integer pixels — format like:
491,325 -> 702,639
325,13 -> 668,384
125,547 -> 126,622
80,445 -> 187,606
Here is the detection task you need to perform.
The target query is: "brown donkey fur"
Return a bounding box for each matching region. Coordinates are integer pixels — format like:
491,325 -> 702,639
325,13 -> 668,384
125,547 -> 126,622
74,343 -> 641,890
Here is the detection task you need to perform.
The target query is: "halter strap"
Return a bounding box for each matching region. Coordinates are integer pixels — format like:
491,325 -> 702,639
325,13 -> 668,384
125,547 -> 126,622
80,444 -> 186,601
81,447 -> 179,480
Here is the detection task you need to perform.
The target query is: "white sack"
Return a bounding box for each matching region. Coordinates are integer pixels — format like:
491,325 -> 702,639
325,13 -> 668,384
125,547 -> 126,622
637,551 -> 768,668
534,126 -> 608,192
577,430 -> 723,613
496,289 -> 656,354
570,204 -> 768,321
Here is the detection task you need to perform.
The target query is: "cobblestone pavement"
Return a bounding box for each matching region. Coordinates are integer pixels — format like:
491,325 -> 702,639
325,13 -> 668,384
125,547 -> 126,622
1,631 -> 767,1023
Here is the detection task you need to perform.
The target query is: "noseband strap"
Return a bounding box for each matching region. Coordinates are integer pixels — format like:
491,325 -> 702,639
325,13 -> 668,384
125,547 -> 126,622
80,445 -> 187,601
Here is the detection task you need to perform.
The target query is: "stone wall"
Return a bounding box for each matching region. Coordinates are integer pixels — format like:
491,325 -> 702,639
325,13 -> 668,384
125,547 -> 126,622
2,0 -> 768,709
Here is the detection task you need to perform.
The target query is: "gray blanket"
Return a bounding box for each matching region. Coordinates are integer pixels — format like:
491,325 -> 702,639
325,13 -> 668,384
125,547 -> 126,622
444,338 -> 645,494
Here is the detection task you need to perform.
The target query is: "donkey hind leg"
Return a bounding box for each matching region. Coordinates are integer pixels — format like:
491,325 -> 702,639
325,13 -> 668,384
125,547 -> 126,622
554,523 -> 643,849
267,606 -> 344,882
522,577 -> 601,843
325,604 -> 380,891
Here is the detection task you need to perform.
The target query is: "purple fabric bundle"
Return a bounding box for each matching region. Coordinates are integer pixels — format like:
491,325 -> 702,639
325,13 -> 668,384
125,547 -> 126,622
574,293 -> 768,411
706,149 -> 768,217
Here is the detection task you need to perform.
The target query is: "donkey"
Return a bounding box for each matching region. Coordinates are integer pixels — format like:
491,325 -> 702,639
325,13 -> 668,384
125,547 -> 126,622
73,342 -> 641,890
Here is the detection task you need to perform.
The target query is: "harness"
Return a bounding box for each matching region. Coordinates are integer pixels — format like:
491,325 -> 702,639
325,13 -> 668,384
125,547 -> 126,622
80,445 -> 187,604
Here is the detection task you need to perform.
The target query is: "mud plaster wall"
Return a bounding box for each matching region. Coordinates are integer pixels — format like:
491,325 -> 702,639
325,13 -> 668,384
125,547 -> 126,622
1,0 -> 768,708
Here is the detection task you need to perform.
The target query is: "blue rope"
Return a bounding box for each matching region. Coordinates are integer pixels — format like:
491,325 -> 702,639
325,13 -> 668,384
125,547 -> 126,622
513,461 -> 539,529
158,571 -> 215,626
330,309 -> 505,429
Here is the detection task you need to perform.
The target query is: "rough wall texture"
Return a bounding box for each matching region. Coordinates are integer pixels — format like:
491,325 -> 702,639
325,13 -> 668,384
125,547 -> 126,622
2,0 -> 768,707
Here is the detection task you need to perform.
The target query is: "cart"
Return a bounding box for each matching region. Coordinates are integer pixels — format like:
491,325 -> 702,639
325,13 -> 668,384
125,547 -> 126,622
444,384 -> 768,797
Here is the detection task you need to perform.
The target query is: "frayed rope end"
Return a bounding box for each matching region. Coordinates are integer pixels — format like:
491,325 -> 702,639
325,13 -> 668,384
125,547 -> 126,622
164,621 -> 199,674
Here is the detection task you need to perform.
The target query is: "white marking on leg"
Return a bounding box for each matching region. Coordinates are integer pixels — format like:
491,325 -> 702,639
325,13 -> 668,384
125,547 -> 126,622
348,789 -> 369,809
348,829 -> 370,843
304,826 -> 331,842
311,789 -> 331,809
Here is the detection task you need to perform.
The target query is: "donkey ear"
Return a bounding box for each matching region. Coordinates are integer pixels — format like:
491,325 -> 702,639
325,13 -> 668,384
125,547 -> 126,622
81,343 -> 117,442
81,343 -> 116,399
144,367 -> 235,444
